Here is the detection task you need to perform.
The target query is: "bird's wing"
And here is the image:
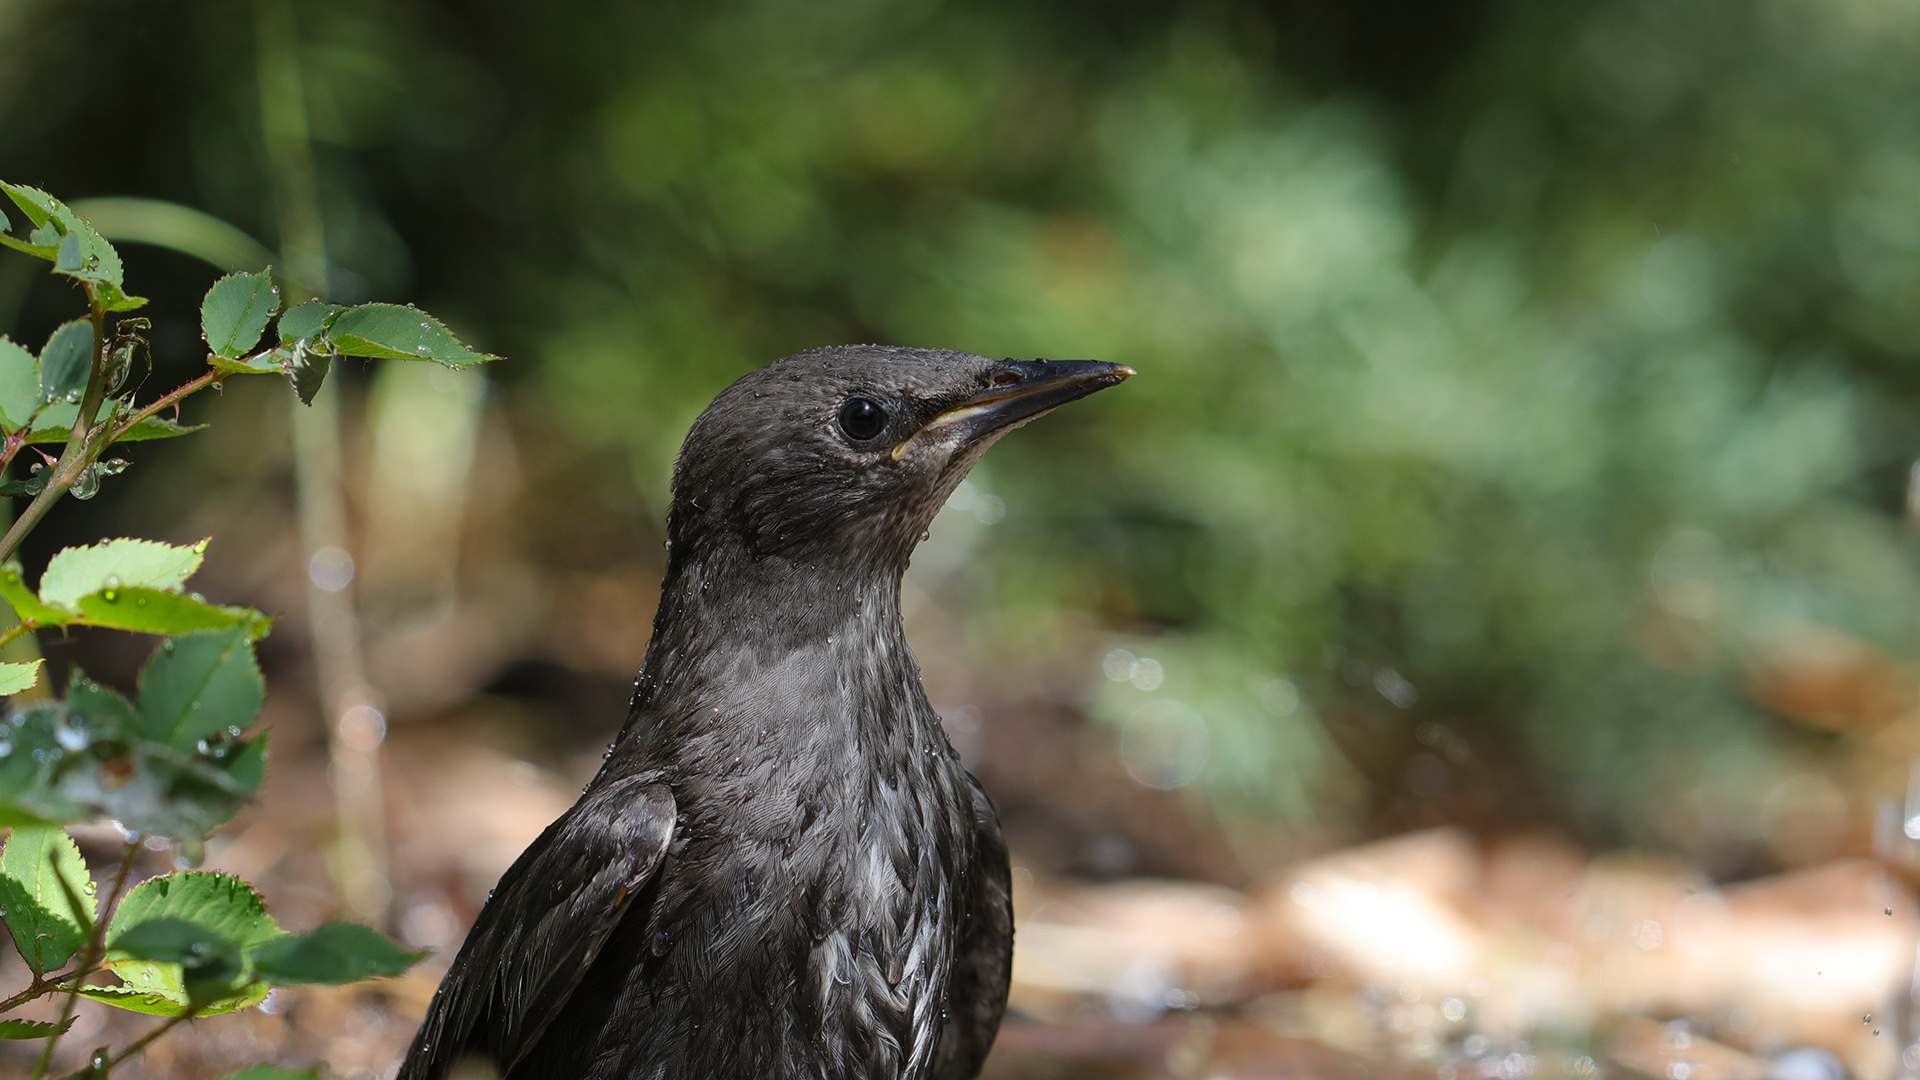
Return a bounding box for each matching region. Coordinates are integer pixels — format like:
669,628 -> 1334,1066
930,774 -> 1014,1080
401,773 -> 677,1080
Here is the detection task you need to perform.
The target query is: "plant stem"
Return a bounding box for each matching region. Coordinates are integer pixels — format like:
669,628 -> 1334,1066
28,838 -> 142,1080
0,340 -> 237,568
0,619 -> 37,651
0,967 -> 76,1013
0,428 -> 33,476
0,291 -> 112,568
111,367 -> 223,441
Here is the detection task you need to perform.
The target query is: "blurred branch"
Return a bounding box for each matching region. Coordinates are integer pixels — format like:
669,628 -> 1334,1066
69,198 -> 272,273
254,0 -> 391,927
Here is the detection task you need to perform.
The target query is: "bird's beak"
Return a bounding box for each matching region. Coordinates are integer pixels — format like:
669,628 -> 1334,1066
894,359 -> 1134,460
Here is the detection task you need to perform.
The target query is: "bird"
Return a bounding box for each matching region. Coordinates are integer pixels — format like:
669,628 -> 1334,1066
400,345 -> 1132,1080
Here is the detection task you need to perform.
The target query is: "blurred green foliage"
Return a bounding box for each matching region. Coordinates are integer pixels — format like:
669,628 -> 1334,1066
5,0 -> 1919,864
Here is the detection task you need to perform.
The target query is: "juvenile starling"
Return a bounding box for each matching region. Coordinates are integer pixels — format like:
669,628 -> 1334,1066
401,345 -> 1131,1080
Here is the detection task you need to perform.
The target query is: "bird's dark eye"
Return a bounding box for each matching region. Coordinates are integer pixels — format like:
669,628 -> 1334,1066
837,397 -> 888,442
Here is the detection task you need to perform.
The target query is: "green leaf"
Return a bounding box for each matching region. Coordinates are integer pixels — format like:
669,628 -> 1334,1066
326,304 -> 497,368
101,289 -> 148,313
218,1069 -> 317,1080
39,538 -> 209,613
3,183 -> 60,232
39,319 -> 91,405
105,872 -> 284,958
111,914 -> 230,960
0,563 -> 71,626
26,402 -> 79,439
0,183 -> 60,247
80,978 -> 269,1017
0,825 -> 95,974
0,337 -> 40,431
67,674 -> 142,736
265,303 -> 348,403
207,351 -> 281,376
116,415 -> 208,442
0,471 -> 46,498
276,301 -> 342,343
0,182 -> 145,312
222,732 -> 267,793
249,921 -> 425,986
0,1017 -> 73,1039
200,269 -> 280,359
137,626 -> 263,748
0,690 -> 263,838
0,659 -> 43,695
286,343 -> 333,406
110,907 -> 236,957
24,415 -> 207,446
0,703 -> 67,812
55,231 -> 83,271
90,871 -> 281,1015
109,916 -> 244,1003
76,589 -> 268,638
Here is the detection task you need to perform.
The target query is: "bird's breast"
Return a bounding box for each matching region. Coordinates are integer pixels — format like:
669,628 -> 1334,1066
617,618 -> 977,1077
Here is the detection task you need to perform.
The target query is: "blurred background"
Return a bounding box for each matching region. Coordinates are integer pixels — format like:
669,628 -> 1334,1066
3,0 -> 1920,1076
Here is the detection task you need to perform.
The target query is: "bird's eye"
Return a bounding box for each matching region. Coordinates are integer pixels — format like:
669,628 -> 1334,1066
837,397 -> 888,442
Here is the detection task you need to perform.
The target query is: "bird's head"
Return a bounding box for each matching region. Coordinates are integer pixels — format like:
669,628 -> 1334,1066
666,345 -> 1132,572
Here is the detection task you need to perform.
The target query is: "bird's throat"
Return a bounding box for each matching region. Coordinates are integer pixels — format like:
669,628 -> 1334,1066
625,540 -> 926,736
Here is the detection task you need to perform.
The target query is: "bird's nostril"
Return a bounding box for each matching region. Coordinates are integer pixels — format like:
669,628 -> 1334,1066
991,371 -> 1022,386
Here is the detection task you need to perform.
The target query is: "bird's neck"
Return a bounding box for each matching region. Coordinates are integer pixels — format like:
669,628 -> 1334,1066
626,538 -> 920,724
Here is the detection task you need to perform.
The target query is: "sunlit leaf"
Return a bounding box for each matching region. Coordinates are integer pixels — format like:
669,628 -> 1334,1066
39,537 -> 208,613
110,916 -> 245,1004
106,872 -> 281,945
75,589 -> 269,638
0,659 -> 43,695
109,874 -> 281,954
0,825 -> 95,974
200,269 -> 280,359
79,977 -> 269,1017
0,563 -> 71,626
88,870 -> 281,1015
